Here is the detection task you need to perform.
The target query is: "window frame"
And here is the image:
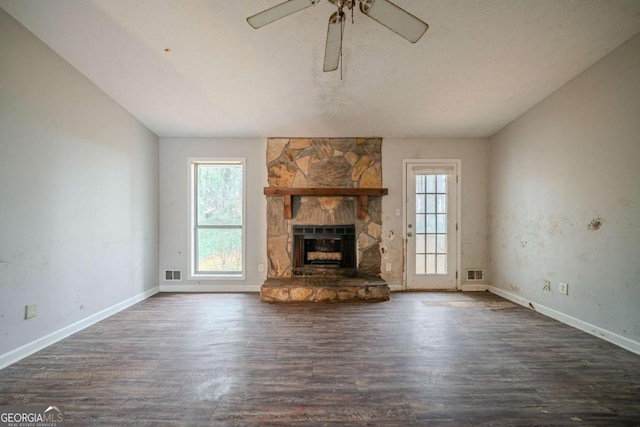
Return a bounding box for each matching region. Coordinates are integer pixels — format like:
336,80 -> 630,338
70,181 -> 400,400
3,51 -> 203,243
188,158 -> 246,280
415,172 -> 450,275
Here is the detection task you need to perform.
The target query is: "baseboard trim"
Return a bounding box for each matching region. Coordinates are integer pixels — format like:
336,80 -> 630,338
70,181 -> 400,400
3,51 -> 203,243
460,284 -> 490,292
488,286 -> 640,355
0,287 -> 159,370
159,284 -> 261,293
389,284 -> 490,292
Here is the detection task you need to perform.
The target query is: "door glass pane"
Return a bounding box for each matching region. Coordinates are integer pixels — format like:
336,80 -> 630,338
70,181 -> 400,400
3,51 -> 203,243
437,254 -> 447,273
426,175 -> 436,193
426,235 -> 436,253
426,254 -> 436,274
416,175 -> 425,193
436,214 -> 447,233
197,228 -> 242,272
426,195 -> 436,213
416,254 -> 425,274
437,195 -> 447,213
436,234 -> 447,253
416,214 -> 425,233
437,175 -> 447,193
426,214 -> 436,233
416,194 -> 426,213
416,234 -> 425,254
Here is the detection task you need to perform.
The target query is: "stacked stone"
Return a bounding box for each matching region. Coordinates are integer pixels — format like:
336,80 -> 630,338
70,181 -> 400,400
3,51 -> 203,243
266,138 -> 383,278
260,278 -> 390,303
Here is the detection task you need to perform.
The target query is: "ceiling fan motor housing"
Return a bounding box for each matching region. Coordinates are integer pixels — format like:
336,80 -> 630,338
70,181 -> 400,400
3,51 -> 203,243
328,0 -> 356,9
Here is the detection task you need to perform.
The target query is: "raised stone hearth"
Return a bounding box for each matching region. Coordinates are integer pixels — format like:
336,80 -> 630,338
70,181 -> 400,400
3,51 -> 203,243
261,277 -> 390,303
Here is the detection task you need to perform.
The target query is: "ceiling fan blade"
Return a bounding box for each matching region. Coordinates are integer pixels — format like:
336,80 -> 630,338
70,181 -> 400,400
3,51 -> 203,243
247,0 -> 320,29
323,11 -> 345,72
359,0 -> 428,43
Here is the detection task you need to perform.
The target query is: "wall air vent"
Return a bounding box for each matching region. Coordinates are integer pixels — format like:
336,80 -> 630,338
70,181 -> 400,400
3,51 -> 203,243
164,270 -> 182,281
466,269 -> 484,281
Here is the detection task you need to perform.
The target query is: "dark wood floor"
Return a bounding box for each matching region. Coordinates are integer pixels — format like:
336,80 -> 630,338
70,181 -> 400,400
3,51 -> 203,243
1,292 -> 639,426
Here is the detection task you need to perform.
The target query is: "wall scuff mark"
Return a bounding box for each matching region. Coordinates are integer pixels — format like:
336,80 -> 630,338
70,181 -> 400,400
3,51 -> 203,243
587,217 -> 605,231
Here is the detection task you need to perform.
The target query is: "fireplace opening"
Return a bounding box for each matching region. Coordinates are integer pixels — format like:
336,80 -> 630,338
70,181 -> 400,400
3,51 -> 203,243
293,225 -> 356,276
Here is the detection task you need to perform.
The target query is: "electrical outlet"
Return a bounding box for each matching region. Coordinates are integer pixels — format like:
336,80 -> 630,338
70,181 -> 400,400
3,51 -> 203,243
258,264 -> 264,272
395,208 -> 401,217
385,263 -> 392,272
543,280 -> 551,291
25,304 -> 37,319
559,282 -> 569,295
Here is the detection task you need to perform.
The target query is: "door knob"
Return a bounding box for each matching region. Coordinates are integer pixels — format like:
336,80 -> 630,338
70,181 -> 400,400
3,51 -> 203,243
407,232 -> 413,237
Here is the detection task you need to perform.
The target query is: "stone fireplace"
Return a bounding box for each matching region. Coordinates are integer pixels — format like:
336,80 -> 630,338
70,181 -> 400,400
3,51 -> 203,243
261,138 -> 390,302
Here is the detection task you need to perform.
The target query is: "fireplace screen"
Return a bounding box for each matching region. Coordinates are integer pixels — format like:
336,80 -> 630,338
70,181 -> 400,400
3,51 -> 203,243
293,225 -> 356,275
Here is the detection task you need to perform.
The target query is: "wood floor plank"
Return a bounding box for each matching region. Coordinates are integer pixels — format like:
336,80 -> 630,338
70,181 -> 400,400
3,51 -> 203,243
1,291 -> 639,425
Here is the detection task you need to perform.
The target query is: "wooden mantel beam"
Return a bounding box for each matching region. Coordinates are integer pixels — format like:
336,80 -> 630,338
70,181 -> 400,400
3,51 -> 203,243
263,188 -> 388,197
264,187 -> 389,220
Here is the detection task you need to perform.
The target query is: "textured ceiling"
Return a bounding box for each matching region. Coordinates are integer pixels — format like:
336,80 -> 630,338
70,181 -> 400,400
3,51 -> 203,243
2,0 -> 640,138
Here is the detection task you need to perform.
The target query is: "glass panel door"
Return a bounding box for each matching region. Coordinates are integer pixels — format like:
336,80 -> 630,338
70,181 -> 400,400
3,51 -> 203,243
406,162 -> 458,289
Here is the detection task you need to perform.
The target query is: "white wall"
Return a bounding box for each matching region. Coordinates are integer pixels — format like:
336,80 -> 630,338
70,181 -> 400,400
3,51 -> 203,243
0,9 -> 159,360
489,32 -> 640,348
160,138 -> 489,291
159,138 -> 489,291
381,138 -> 490,288
159,138 -> 268,291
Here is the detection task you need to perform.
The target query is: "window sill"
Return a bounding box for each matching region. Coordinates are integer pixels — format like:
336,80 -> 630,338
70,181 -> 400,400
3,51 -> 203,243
189,274 -> 245,281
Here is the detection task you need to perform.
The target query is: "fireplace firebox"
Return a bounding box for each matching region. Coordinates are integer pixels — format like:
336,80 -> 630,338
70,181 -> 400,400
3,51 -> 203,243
293,225 -> 356,276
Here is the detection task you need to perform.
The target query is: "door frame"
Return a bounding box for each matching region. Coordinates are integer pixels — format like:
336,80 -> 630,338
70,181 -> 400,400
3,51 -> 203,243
402,159 -> 462,290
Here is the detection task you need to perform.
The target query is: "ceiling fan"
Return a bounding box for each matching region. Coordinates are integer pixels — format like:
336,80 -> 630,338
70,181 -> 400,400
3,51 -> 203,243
247,0 -> 428,72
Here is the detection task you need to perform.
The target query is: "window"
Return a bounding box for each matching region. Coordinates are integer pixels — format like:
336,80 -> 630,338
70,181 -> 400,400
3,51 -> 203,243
190,159 -> 244,277
415,173 -> 449,275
